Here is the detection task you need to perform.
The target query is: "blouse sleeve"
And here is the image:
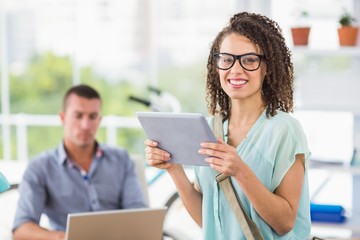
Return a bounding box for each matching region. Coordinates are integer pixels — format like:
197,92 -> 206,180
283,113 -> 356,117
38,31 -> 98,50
270,117 -> 311,192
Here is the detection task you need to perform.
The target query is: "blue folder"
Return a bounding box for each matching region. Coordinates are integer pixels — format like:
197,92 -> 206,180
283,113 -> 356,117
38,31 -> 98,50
310,203 -> 346,223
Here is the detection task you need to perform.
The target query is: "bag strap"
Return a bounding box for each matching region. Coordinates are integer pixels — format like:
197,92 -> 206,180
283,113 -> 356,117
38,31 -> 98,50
212,114 -> 263,240
216,173 -> 263,240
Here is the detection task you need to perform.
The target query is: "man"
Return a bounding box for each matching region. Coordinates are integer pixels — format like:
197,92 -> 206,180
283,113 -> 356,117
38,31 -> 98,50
13,84 -> 147,240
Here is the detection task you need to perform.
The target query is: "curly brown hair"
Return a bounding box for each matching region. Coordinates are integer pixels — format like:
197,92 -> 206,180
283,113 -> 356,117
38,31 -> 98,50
206,12 -> 294,120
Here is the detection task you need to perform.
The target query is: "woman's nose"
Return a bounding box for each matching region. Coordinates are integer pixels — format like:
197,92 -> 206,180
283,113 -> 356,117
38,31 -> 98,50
230,59 -> 245,73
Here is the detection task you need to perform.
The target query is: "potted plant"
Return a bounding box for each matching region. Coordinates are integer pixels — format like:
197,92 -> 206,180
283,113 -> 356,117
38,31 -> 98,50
338,11 -> 358,46
291,10 -> 311,46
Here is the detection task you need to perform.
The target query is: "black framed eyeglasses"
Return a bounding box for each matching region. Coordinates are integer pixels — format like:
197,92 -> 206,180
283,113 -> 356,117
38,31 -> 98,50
213,52 -> 265,71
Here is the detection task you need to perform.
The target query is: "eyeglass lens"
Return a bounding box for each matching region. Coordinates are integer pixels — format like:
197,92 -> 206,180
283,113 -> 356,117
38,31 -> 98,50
215,53 -> 261,71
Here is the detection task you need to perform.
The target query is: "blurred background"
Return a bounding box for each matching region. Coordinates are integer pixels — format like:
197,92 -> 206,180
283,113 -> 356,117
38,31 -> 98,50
1,0 -> 360,239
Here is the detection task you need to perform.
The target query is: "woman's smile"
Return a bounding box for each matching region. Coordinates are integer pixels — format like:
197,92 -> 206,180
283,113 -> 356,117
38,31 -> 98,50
228,78 -> 248,88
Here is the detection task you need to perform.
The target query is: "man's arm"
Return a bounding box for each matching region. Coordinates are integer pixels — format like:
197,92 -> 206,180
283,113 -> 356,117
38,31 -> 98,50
13,222 -> 65,240
12,159 -> 55,239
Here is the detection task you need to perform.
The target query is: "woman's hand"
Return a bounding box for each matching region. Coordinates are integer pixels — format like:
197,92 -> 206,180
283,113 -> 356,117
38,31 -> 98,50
198,138 -> 242,176
144,139 -> 174,170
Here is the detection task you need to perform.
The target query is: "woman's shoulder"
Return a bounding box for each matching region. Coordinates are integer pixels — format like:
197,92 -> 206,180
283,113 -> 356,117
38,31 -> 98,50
262,110 -> 305,137
267,110 -> 302,127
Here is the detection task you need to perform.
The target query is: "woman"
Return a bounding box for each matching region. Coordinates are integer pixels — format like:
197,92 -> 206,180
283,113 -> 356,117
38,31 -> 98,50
145,12 -> 311,239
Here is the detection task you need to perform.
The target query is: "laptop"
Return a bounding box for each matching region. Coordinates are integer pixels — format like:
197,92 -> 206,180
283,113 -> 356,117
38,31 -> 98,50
65,207 -> 168,240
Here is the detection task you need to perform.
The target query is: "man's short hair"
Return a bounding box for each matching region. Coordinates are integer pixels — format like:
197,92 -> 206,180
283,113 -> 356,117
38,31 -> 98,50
63,84 -> 101,110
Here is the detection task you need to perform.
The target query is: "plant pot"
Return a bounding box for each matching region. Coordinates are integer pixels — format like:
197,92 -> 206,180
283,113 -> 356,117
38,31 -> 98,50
291,27 -> 311,46
337,26 -> 358,46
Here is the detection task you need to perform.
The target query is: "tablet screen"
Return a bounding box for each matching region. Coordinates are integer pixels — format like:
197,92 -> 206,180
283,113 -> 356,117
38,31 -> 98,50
137,112 -> 216,166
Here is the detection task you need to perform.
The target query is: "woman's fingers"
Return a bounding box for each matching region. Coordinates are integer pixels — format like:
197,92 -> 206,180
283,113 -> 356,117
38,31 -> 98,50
144,140 -> 170,158
200,140 -> 227,151
149,161 -> 173,170
144,139 -> 158,147
144,139 -> 172,170
199,141 -> 242,175
145,146 -> 170,160
198,143 -> 227,159
146,153 -> 174,170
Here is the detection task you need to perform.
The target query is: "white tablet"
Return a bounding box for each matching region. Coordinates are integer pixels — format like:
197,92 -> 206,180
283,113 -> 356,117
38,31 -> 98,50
137,112 -> 217,166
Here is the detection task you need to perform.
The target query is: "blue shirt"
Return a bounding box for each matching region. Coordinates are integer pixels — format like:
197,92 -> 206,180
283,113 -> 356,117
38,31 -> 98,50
13,142 -> 147,231
195,110 -> 311,240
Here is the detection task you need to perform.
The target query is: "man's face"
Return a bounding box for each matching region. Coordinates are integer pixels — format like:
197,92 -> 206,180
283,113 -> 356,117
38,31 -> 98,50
59,94 -> 102,148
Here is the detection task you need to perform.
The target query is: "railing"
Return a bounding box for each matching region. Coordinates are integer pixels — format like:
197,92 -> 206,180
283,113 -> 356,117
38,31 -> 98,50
0,113 -> 141,162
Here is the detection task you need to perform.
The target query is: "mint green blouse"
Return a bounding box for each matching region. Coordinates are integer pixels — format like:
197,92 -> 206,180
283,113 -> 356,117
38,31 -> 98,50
194,110 -> 311,240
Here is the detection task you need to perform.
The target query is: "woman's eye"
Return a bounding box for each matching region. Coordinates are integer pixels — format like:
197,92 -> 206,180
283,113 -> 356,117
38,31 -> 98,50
223,58 -> 233,63
243,57 -> 258,64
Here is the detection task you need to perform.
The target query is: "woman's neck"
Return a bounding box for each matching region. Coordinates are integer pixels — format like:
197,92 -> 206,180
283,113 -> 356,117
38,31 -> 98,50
229,100 -> 265,127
